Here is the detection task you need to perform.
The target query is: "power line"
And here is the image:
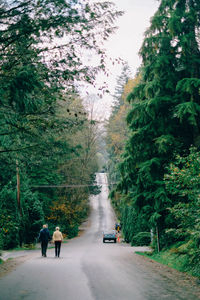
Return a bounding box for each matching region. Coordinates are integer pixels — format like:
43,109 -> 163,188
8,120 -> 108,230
31,183 -> 117,188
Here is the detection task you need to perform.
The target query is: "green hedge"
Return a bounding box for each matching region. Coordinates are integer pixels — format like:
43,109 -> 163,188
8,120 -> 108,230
131,232 -> 151,246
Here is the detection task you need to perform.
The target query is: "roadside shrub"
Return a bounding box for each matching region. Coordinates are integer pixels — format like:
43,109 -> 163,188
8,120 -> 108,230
121,205 -> 149,243
66,224 -> 79,239
131,232 -> 151,246
1,220 -> 19,249
0,182 -> 20,249
0,233 -> 3,255
23,244 -> 36,250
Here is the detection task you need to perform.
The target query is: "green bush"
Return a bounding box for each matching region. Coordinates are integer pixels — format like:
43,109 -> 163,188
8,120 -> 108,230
0,181 -> 20,249
0,232 -> 3,251
67,224 -> 79,239
131,232 -> 151,246
1,223 -> 19,250
121,205 -> 149,243
0,233 -> 3,256
23,244 -> 36,250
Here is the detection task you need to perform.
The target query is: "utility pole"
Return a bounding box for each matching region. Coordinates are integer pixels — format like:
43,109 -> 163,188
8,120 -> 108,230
16,160 -> 21,214
16,160 -> 22,246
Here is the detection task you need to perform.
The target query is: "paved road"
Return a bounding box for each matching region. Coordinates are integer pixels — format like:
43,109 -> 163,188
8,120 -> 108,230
0,173 -> 200,300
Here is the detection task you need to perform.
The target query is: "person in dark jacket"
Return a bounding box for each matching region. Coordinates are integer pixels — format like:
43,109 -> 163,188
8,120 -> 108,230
38,224 -> 51,257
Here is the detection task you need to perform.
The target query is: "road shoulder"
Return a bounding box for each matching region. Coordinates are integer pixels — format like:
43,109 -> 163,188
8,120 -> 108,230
0,254 -> 35,279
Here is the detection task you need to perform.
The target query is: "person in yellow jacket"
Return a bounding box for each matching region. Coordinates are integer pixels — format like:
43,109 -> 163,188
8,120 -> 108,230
52,227 -> 63,257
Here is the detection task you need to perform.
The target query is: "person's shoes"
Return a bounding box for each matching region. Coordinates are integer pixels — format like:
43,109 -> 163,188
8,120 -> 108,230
44,254 -> 47,257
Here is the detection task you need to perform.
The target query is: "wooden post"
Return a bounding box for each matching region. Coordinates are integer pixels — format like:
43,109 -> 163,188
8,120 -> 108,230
156,225 -> 160,252
150,229 -> 153,243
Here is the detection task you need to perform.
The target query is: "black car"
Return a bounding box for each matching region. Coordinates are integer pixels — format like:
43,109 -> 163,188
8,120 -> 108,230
103,230 -> 117,243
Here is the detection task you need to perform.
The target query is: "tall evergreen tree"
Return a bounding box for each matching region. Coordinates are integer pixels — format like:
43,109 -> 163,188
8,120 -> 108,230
115,0 -> 200,248
112,62 -> 131,111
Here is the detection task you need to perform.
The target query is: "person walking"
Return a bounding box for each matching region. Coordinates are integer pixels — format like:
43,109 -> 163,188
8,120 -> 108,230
53,227 -> 63,258
38,224 -> 51,257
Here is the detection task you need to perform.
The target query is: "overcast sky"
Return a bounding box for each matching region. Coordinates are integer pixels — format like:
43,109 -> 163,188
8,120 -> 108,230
106,0 -> 159,75
83,0 -> 160,119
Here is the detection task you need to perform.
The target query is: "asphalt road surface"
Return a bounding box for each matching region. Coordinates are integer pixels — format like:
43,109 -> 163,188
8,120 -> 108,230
0,173 -> 200,300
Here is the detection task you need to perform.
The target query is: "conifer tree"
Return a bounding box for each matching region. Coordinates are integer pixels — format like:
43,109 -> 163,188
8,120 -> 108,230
112,62 -> 131,111
116,0 -> 200,248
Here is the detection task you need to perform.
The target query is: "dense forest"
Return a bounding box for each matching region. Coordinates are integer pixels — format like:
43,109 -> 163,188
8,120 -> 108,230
0,0 -> 122,249
106,0 -> 200,276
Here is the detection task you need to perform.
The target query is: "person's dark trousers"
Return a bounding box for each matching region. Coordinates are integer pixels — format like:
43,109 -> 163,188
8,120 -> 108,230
55,241 -> 61,257
41,241 -> 48,257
